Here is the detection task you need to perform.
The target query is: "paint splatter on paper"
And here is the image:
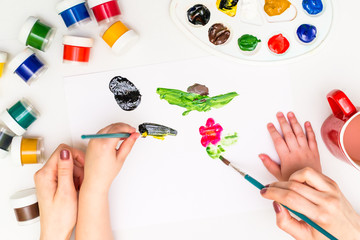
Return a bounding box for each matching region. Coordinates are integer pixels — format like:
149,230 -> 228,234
139,123 -> 177,140
199,118 -> 238,159
109,76 -> 141,111
156,85 -> 238,116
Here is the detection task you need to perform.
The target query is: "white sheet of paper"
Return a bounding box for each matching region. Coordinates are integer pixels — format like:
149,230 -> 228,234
64,56 -> 293,229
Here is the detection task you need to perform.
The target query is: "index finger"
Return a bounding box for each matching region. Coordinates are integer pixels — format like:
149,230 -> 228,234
289,167 -> 336,193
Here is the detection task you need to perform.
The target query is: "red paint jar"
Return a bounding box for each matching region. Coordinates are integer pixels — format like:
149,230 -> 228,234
63,36 -> 94,64
88,0 -> 121,24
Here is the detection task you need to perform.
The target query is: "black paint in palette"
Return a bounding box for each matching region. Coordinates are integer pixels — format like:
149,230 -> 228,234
109,76 -> 142,111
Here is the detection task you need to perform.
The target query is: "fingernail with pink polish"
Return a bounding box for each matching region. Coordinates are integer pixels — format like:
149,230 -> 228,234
260,188 -> 267,194
60,149 -> 70,160
273,202 -> 281,214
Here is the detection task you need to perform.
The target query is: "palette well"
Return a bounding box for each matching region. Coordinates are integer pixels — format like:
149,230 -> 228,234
170,0 -> 333,62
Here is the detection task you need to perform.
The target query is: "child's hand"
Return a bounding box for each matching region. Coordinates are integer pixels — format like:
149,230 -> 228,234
82,123 -> 140,193
34,145 -> 85,240
260,167 -> 360,240
259,112 -> 321,181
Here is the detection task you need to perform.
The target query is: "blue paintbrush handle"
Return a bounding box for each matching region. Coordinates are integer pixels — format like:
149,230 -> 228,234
244,174 -> 337,240
81,133 -> 131,139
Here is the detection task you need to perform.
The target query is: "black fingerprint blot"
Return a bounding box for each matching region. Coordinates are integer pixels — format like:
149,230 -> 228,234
109,76 -> 142,111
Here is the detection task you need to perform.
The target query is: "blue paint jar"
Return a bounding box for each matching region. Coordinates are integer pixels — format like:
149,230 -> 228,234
8,48 -> 47,85
56,0 -> 91,28
297,24 -> 317,44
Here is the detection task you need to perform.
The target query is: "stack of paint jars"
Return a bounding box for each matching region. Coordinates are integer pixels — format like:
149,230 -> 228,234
87,0 -> 139,54
0,99 -> 44,166
7,16 -> 56,85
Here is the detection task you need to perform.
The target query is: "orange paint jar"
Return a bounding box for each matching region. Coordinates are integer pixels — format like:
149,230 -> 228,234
101,21 -> 138,54
11,136 -> 44,166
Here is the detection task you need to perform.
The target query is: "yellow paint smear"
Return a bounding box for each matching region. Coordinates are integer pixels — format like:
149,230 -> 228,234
264,0 -> 291,16
216,0 -> 238,17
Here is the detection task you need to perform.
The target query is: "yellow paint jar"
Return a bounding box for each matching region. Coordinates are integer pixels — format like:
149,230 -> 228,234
101,21 -> 138,54
11,136 -> 44,166
0,51 -> 7,78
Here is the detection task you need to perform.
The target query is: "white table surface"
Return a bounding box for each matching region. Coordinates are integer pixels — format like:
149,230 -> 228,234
0,0 -> 360,239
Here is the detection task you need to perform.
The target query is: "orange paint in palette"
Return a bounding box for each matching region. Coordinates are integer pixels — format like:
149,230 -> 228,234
101,21 -> 139,54
11,136 -> 44,166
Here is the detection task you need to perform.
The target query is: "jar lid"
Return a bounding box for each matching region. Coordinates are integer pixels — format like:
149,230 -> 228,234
56,0 -> 86,14
63,35 -> 94,47
19,17 -> 39,45
0,51 -> 7,62
0,110 -> 26,136
10,188 -> 38,209
10,136 -> 22,166
87,0 -> 113,9
8,48 -> 34,73
111,30 -> 139,54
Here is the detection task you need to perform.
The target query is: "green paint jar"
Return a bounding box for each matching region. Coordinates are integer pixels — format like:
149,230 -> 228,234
19,17 -> 55,52
0,99 -> 39,136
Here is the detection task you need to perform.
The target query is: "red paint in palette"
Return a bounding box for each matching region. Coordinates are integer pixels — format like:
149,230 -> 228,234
268,34 -> 290,54
88,0 -> 121,24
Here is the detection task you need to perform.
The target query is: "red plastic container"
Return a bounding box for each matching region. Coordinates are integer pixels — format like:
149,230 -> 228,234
63,36 -> 94,64
88,0 -> 121,24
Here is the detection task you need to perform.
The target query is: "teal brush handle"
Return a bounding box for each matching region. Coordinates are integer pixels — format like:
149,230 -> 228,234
81,133 -> 131,139
244,174 -> 337,240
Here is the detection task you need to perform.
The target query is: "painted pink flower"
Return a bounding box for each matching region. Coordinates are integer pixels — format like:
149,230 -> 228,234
199,118 -> 223,147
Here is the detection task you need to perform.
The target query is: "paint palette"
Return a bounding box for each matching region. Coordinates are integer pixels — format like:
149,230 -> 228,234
170,0 -> 333,62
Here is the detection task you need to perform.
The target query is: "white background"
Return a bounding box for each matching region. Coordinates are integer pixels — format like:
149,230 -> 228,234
0,0 -> 360,239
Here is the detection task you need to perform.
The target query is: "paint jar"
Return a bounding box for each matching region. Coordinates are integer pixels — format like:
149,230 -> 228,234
10,188 -> 40,226
0,126 -> 15,158
88,0 -> 121,24
8,48 -> 47,85
63,36 -> 94,64
56,0 -> 91,28
19,17 -> 56,52
101,21 -> 138,54
0,99 -> 39,136
0,51 -> 7,78
11,136 -> 44,165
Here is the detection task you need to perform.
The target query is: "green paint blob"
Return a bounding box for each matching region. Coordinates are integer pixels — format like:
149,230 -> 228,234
157,88 -> 239,116
220,132 -> 238,146
206,144 -> 225,159
238,34 -> 261,51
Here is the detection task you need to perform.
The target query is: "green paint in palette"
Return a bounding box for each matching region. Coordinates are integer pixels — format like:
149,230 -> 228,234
8,99 -> 39,130
238,34 -> 261,52
19,17 -> 55,52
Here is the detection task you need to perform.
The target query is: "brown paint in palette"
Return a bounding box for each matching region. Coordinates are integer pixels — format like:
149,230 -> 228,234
343,115 -> 360,165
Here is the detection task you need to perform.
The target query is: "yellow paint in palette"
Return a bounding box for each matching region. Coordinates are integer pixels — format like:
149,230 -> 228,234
0,52 -> 7,77
216,0 -> 239,17
264,0 -> 291,16
11,136 -> 44,166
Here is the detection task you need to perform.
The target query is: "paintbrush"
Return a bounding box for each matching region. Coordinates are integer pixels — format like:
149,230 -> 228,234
81,133 -> 131,139
219,156 -> 337,240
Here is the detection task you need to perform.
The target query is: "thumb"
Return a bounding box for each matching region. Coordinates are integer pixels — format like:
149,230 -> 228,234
273,201 -> 312,240
57,149 -> 75,194
259,154 -> 282,180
